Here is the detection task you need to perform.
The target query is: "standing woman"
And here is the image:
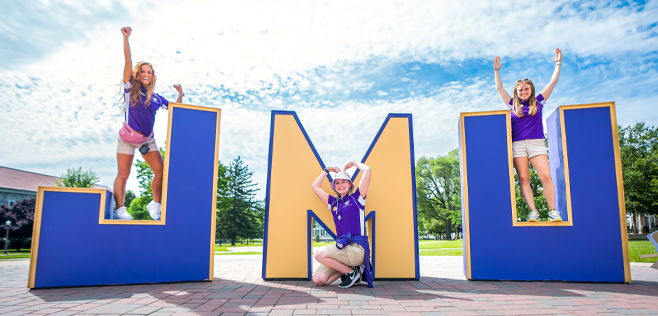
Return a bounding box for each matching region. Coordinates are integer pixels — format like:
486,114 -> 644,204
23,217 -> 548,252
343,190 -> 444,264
113,27 -> 184,221
493,48 -> 562,222
311,161 -> 373,288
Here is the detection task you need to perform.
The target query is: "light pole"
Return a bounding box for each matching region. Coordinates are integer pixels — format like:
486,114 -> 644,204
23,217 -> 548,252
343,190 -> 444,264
3,220 -> 10,255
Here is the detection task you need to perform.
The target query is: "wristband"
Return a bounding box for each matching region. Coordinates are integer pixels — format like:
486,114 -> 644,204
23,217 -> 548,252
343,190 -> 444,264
323,168 -> 329,174
555,62 -> 562,66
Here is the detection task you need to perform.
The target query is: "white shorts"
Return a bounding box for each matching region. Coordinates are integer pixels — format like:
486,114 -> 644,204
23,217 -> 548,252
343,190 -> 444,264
512,138 -> 547,158
117,137 -> 159,155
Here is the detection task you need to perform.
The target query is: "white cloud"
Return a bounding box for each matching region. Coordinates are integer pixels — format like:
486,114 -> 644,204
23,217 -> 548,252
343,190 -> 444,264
1,0 -> 657,199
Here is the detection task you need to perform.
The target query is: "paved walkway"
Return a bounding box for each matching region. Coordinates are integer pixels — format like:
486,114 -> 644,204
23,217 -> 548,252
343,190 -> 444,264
0,256 -> 657,315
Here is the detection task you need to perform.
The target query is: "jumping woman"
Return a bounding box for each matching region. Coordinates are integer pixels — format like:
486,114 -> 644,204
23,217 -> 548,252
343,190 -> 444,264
311,161 -> 373,288
493,48 -> 562,222
113,27 -> 183,221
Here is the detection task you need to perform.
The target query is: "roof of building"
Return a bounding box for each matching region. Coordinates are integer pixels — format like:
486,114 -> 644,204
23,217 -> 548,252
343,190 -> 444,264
0,166 -> 111,193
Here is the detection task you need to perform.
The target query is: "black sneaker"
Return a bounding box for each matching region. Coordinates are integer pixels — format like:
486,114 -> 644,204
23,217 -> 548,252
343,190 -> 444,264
338,266 -> 361,289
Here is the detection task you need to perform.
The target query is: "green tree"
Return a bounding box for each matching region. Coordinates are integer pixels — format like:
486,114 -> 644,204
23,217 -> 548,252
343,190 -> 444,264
130,148 -> 165,220
125,190 -> 136,208
514,167 -> 549,222
415,149 -> 461,240
619,122 -> 658,233
216,157 -> 260,246
215,160 -> 230,245
55,167 -> 99,188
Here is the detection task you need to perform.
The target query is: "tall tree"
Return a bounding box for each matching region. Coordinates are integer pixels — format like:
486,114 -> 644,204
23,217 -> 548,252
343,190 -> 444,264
124,190 -> 136,208
129,148 -> 165,220
216,157 -> 260,245
215,160 -> 231,245
416,149 -> 462,239
55,167 -> 99,188
619,122 -> 658,233
514,167 -> 549,222
0,198 -> 35,251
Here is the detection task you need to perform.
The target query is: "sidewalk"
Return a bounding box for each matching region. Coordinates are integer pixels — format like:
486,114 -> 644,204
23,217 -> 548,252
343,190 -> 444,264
0,256 -> 656,315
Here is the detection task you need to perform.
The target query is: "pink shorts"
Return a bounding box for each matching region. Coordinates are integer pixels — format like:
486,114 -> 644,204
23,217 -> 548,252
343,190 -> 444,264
116,137 -> 159,155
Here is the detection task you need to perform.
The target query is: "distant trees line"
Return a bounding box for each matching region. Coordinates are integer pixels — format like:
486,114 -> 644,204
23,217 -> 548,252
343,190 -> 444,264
1,123 -> 656,251
415,122 -> 658,239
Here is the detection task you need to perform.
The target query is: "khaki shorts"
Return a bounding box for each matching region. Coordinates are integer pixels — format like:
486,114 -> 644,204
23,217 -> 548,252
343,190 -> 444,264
315,243 -> 365,276
512,138 -> 547,158
117,137 -> 159,155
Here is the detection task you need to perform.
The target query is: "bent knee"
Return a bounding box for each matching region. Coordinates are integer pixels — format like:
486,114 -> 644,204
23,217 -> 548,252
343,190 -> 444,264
312,275 -> 326,286
314,248 -> 328,261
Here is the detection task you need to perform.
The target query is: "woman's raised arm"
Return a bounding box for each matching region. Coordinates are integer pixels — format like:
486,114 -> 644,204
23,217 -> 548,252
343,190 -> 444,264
122,27 -> 132,84
343,161 -> 371,199
312,166 -> 340,204
494,56 -> 512,106
541,48 -> 562,101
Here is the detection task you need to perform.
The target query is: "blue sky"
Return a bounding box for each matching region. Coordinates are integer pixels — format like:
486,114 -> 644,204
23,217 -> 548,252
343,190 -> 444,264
1,0 -> 657,198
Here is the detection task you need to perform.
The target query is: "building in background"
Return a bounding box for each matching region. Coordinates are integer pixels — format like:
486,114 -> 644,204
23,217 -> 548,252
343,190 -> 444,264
0,166 -> 110,207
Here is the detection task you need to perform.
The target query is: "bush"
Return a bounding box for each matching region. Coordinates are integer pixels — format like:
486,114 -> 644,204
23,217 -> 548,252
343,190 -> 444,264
642,226 -> 650,233
314,233 -> 320,242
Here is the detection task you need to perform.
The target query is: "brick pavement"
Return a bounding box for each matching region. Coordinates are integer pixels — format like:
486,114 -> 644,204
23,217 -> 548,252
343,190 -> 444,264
0,256 -> 656,315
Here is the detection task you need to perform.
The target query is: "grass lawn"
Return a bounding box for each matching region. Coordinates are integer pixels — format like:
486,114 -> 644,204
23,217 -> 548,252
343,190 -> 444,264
419,240 -> 463,256
628,240 -> 658,263
419,240 -> 462,249
215,242 -> 263,248
312,241 -> 336,247
0,250 -> 31,259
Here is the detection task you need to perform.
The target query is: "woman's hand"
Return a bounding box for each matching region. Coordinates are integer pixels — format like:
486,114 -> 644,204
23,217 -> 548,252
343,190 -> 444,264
494,56 -> 502,70
542,48 -> 563,100
326,166 -> 341,173
121,27 -> 131,38
174,84 -> 184,103
553,48 -> 562,63
343,161 -> 355,171
122,27 -> 132,84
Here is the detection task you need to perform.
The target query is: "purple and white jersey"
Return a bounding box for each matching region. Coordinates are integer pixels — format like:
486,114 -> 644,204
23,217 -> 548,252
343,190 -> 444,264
327,187 -> 366,237
124,81 -> 169,137
508,93 -> 546,142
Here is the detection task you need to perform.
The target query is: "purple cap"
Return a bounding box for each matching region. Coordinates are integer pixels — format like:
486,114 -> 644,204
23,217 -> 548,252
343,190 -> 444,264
330,172 -> 352,191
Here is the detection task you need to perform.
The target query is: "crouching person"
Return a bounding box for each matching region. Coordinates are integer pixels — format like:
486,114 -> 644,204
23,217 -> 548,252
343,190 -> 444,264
310,161 -> 373,288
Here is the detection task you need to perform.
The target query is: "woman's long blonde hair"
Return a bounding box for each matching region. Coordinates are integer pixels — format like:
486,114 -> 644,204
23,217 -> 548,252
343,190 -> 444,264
129,62 -> 157,108
512,79 -> 537,117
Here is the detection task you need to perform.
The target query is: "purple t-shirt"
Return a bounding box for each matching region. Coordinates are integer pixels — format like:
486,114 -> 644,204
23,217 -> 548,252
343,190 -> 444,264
124,81 -> 169,136
508,93 -> 545,142
327,187 -> 366,237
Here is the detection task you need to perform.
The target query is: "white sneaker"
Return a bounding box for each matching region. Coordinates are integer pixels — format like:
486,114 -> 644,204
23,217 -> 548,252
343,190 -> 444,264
114,206 -> 132,220
548,210 -> 563,222
527,210 -> 540,222
147,200 -> 161,220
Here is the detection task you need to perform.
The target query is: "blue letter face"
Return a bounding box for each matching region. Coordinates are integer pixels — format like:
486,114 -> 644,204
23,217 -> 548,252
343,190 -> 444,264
460,103 -> 630,283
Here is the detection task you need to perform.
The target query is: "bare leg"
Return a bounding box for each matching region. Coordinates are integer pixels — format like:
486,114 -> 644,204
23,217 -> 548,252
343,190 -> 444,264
314,247 -> 352,275
114,153 -> 134,208
513,157 -> 536,211
312,270 -> 343,286
141,150 -> 164,203
529,154 -> 555,210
